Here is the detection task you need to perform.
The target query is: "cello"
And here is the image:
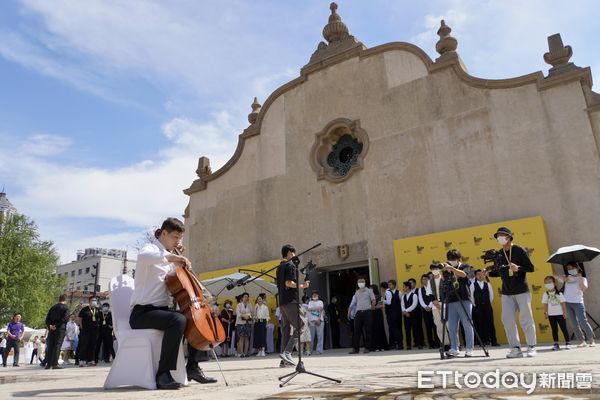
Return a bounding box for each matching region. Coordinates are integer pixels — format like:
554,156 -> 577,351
165,247 -> 228,384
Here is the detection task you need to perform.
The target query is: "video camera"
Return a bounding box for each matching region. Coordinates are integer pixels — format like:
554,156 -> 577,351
480,249 -> 509,275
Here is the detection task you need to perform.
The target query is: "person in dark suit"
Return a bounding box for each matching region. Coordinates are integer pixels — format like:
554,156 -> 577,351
44,294 -> 69,369
326,296 -> 341,348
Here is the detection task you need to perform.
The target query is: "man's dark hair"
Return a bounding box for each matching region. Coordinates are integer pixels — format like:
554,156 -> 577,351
89,295 -> 97,301
371,285 -> 380,296
380,281 -> 389,289
430,262 -> 442,270
58,294 -> 67,302
154,217 -> 185,239
281,244 -> 296,259
402,281 -> 411,288
356,275 -> 367,281
408,278 -> 416,285
311,290 -> 319,295
102,302 -> 110,307
475,269 -> 482,273
388,279 -> 397,286
13,313 -> 21,318
420,274 -> 429,279
446,249 -> 462,261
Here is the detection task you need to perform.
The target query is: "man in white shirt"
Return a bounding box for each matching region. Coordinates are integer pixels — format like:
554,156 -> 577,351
470,269 -> 499,346
129,218 -> 215,390
383,280 -> 404,349
307,291 -> 325,354
401,282 -> 419,349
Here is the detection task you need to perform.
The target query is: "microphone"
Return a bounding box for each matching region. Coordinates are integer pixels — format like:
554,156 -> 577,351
226,274 -> 251,290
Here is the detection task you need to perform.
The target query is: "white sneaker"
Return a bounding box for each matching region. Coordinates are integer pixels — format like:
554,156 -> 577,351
279,352 -> 296,366
464,349 -> 473,357
446,349 -> 460,357
506,347 -> 523,358
577,341 -> 588,348
526,347 -> 537,357
588,340 -> 596,347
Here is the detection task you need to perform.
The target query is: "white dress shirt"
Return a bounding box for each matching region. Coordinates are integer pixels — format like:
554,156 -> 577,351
469,280 -> 494,303
401,292 -> 418,312
254,304 -> 270,321
130,241 -> 173,308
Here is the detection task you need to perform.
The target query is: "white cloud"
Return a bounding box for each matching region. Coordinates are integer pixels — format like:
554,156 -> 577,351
20,134 -> 72,157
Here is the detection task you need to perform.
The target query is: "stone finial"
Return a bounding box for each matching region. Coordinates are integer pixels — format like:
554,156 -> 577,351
322,2 -> 350,43
247,97 -> 261,124
196,156 -> 212,179
436,20 -> 458,58
544,33 -> 576,76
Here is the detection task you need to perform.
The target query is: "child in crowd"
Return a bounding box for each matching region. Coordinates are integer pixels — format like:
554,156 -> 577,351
542,276 -> 570,350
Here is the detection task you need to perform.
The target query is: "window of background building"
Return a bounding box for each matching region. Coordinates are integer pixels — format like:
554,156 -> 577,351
71,271 -> 75,277
85,267 -> 90,274
78,269 -> 82,275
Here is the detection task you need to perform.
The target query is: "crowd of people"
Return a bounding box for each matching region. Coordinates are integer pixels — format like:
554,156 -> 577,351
1,223 -> 596,390
1,294 -> 115,369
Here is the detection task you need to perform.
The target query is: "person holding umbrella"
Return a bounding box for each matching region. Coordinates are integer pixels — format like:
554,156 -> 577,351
554,263 -> 596,347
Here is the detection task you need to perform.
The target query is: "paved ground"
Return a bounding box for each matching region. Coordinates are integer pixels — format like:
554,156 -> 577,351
0,344 -> 599,399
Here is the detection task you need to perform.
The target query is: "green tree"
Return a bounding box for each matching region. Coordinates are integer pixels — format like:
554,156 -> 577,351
0,213 -> 65,328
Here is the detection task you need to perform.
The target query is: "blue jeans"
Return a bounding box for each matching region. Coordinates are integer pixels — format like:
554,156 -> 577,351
447,301 -> 474,351
565,302 -> 595,341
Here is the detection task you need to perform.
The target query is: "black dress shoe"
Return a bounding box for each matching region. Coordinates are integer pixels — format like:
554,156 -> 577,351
51,365 -> 63,369
348,350 -> 359,354
187,367 -> 217,384
156,371 -> 183,390
44,365 -> 51,370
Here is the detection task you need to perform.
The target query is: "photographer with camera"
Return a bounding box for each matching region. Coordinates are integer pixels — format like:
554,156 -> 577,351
485,227 -> 536,358
437,249 -> 474,357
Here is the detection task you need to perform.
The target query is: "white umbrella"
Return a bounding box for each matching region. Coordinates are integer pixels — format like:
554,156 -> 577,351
202,272 -> 278,300
547,244 -> 600,265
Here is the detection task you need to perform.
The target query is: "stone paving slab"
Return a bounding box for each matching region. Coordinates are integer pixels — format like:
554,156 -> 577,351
0,344 -> 598,399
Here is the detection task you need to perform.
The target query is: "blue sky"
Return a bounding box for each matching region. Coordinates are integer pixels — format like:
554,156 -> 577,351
0,0 -> 598,263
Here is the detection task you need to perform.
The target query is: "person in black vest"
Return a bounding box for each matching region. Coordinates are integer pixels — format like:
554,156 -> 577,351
383,280 -> 403,350
78,295 -> 100,367
401,281 -> 419,350
407,278 -> 424,349
470,270 -> 499,346
418,274 -> 438,349
44,294 -> 69,369
95,303 -> 115,363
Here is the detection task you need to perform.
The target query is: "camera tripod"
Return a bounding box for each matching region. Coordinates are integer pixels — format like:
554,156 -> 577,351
277,244 -> 341,387
439,278 -> 490,359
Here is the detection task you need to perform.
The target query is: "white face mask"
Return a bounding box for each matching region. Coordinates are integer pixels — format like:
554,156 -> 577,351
448,260 -> 459,267
432,270 -> 440,276
497,236 -> 509,245
544,283 -> 555,290
90,301 -> 98,307
567,269 -> 578,276
357,282 -> 365,289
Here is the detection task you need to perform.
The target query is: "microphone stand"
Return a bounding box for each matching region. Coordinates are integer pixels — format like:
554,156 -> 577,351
277,244 -> 341,387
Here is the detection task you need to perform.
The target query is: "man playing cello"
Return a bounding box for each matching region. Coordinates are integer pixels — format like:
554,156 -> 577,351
130,217 -> 216,390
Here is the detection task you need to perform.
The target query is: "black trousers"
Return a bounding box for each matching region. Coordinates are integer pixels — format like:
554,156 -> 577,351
280,303 -> 302,354
388,311 -> 404,348
78,328 -> 98,363
45,327 -> 66,367
330,321 -> 340,348
548,315 -> 570,343
352,310 -> 372,351
403,313 -> 423,348
422,309 -> 438,347
130,304 -> 186,373
4,338 -> 20,365
95,328 -> 115,362
472,303 -> 497,344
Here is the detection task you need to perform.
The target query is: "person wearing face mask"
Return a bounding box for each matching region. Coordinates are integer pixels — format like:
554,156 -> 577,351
78,295 -> 100,367
384,279 -> 404,350
95,303 -> 115,363
425,263 -> 450,350
541,276 -> 569,350
554,263 -> 596,347
348,276 -> 376,354
219,300 -> 234,357
307,291 -> 325,355
485,227 -> 536,358
62,314 -> 79,364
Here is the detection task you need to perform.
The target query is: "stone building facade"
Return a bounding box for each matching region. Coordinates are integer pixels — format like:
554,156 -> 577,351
184,4 -> 600,315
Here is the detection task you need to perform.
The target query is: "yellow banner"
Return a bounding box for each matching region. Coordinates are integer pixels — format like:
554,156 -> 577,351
393,216 -> 553,344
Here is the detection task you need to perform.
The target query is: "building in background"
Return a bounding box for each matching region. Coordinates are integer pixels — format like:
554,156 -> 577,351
0,189 -> 17,220
56,248 -> 135,305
